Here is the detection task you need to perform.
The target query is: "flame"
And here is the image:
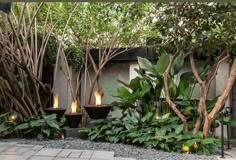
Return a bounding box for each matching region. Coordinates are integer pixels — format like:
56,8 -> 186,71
53,95 -> 59,109
71,100 -> 78,113
95,91 -> 102,105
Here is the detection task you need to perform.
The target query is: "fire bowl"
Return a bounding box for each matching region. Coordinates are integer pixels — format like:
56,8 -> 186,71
45,108 -> 66,122
65,113 -> 83,128
84,105 -> 112,119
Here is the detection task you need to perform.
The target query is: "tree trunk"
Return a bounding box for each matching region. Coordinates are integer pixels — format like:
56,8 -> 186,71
164,51 -> 188,132
203,58 -> 236,138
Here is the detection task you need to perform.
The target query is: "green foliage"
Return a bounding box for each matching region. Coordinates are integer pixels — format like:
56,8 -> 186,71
81,115 -> 220,154
111,56 -> 197,119
0,112 -> 63,140
153,3 -> 236,58
0,112 -> 16,137
64,44 -> 83,70
15,114 -> 63,140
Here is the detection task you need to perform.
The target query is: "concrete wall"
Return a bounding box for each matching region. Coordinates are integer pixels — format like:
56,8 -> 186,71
80,62 -> 130,105
215,62 -> 230,137
53,53 -> 77,113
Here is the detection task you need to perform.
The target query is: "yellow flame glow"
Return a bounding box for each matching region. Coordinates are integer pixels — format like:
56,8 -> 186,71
53,95 -> 59,109
95,91 -> 102,105
71,100 -> 78,113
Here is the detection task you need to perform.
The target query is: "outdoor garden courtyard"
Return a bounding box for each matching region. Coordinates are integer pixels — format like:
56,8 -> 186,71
1,2 -> 236,160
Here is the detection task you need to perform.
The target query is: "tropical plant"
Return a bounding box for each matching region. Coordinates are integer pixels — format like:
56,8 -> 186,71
14,114 -> 63,140
81,114 -> 220,155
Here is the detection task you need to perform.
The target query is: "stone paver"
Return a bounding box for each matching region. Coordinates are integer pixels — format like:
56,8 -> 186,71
0,154 -> 27,160
0,142 -> 136,160
28,156 -> 54,160
114,158 -> 136,160
35,148 -> 62,157
91,151 -> 114,160
80,150 -> 94,159
68,151 -> 83,158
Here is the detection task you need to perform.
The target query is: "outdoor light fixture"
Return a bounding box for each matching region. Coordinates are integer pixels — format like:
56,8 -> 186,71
45,94 -> 66,122
84,90 -> 112,119
65,100 -> 83,128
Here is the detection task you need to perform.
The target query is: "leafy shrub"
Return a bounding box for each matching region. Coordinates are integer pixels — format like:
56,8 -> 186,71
0,112 -> 63,140
64,44 -> 83,70
81,113 -> 220,155
15,114 -> 63,140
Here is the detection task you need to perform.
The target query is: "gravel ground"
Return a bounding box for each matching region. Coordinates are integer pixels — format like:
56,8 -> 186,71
2,138 -> 218,160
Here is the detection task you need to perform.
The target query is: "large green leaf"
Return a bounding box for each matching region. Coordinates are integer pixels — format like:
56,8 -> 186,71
178,80 -> 191,98
202,138 -> 216,145
141,112 -> 153,122
129,77 -> 141,91
42,129 -> 51,137
180,71 -> 195,83
0,112 -> 10,119
184,138 -> 200,147
138,57 -> 154,72
117,86 -> 132,98
154,54 -> 170,74
15,123 -> 30,130
139,81 -> 151,98
171,53 -> 185,75
43,114 -> 57,121
30,119 -> 44,128
47,121 -> 60,129
175,124 -> 183,134
168,79 -> 178,99
0,123 -> 11,133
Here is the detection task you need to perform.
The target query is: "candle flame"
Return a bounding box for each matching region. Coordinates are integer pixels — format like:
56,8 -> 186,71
71,100 -> 78,113
53,95 -> 59,109
95,91 -> 102,105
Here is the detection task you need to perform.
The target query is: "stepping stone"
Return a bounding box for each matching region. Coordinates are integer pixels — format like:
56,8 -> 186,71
35,148 -> 62,157
68,151 -> 83,158
79,150 -> 94,159
0,146 -> 10,152
28,156 -> 54,160
16,144 -> 36,148
0,154 -> 26,160
32,145 -> 44,151
114,157 -> 136,160
91,151 -> 115,160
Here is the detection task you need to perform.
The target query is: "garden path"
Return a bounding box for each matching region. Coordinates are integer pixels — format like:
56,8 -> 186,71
0,142 -> 135,160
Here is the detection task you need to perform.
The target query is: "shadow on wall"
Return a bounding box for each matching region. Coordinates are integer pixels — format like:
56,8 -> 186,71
0,2 -> 12,14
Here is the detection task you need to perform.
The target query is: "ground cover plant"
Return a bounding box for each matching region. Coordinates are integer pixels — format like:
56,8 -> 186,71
0,112 -> 63,140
